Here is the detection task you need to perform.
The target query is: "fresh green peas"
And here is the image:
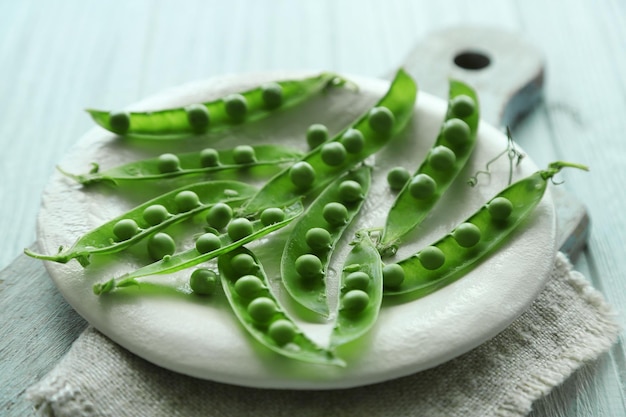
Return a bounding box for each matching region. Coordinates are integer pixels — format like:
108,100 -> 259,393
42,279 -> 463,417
321,142 -> 347,166
231,253 -> 257,275
234,275 -> 265,298
289,161 -> 316,188
387,167 -> 411,191
268,320 -> 297,345
261,82 -> 283,109
382,263 -> 405,288
368,106 -> 395,134
189,268 -> 218,295
185,104 -> 210,133
338,180 -> 363,203
157,153 -> 181,173
451,95 -> 476,118
206,202 -> 234,230
260,207 -> 285,226
305,227 -> 332,252
247,297 -> 278,323
488,197 -> 513,220
108,111 -> 130,134
340,128 -> 365,154
147,232 -> 176,261
306,124 -> 329,149
142,204 -> 170,226
442,118 -> 470,147
175,190 -> 201,212
342,289 -> 370,313
428,146 -> 457,171
453,223 -> 481,247
113,219 -> 140,241
419,246 -> 445,270
227,218 -> 254,241
323,202 -> 349,226
199,148 -> 220,167
345,271 -> 370,291
409,174 -> 437,199
232,145 -> 256,164
195,233 -> 222,254
224,93 -> 248,121
295,254 -> 323,280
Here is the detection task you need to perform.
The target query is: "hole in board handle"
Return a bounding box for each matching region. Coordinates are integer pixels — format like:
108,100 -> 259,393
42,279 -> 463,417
454,51 -> 491,70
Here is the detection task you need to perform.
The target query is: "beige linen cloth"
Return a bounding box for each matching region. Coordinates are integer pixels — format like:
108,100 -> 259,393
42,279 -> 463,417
27,252 -> 619,417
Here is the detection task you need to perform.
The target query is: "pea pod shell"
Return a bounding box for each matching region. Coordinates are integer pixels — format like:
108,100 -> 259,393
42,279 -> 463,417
24,181 -> 256,266
94,201 -> 304,293
380,80 -> 480,252
87,72 -> 349,139
385,170 -> 552,299
218,247 -> 344,366
63,145 -> 304,185
242,68 -> 417,215
280,165 -> 372,316
330,232 -> 383,348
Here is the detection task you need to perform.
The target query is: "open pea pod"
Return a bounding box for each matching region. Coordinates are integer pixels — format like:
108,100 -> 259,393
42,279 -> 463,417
329,232 -> 383,349
379,80 -> 480,255
24,181 -> 256,267
218,246 -> 344,366
241,68 -> 417,215
384,162 -> 588,300
60,145 -> 304,186
93,201 -> 304,294
87,72 -> 351,139
280,165 -> 372,317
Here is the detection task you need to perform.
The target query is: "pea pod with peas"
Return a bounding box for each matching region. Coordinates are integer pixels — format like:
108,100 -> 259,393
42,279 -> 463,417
87,72 -> 351,139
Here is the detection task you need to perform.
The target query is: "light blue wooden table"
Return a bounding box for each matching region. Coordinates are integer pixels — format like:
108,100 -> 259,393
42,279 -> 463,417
1,1 -> 624,415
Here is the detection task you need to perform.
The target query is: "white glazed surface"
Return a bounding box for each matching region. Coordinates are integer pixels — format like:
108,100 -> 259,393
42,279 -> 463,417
36,72 -> 556,389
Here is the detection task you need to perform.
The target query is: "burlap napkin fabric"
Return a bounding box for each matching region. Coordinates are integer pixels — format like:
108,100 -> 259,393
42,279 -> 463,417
26,252 -> 619,417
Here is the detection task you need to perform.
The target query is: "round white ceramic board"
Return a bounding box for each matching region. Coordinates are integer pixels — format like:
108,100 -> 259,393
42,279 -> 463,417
36,71 -> 556,389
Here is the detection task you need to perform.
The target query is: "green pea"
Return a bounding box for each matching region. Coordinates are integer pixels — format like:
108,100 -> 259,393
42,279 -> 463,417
231,253 -> 256,275
185,104 -> 210,133
409,174 -> 437,199
199,148 -> 220,167
368,106 -> 395,134
453,222 -> 481,247
488,197 -> 513,220
147,232 -> 176,261
418,246 -> 445,270
268,319 -> 297,345
305,227 -> 332,252
247,297 -> 278,323
260,207 -> 285,226
320,142 -> 347,166
261,82 -> 283,109
451,95 -> 476,118
157,153 -> 181,173
113,218 -> 139,241
206,202 -> 233,230
232,145 -> 256,164
382,263 -> 405,288
234,274 -> 265,298
224,93 -> 248,120
306,124 -> 328,149
338,180 -> 363,204
322,202 -> 348,226
195,232 -> 222,254
342,289 -> 370,313
227,218 -> 254,241
174,190 -> 200,212
443,118 -> 470,146
108,111 -> 130,134
189,268 -> 218,295
340,128 -> 365,154
428,146 -> 457,171
344,271 -> 370,291
142,204 -> 169,226
295,254 -> 323,280
387,167 -> 411,191
289,161 -> 316,188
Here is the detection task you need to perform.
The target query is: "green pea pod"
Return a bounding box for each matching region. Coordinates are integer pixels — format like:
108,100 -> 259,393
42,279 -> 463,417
59,145 -> 304,186
242,68 -> 417,215
379,80 -> 480,255
87,73 -> 351,139
329,232 -> 383,348
280,165 -> 372,317
94,201 -> 304,294
384,161 -> 588,299
218,246 -> 344,366
24,181 -> 256,266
